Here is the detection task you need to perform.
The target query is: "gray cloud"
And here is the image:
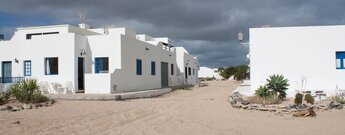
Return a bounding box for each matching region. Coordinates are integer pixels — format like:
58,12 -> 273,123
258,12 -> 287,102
1,0 -> 345,68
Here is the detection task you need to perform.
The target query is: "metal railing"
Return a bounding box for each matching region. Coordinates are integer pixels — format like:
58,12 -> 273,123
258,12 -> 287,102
0,77 -> 24,83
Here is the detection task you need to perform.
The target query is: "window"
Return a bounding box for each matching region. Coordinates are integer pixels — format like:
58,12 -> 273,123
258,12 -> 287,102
95,57 -> 109,73
336,52 -> 345,69
188,67 -> 191,76
185,67 -> 188,78
151,61 -> 156,75
136,59 -> 142,75
45,58 -> 58,75
24,60 -> 31,76
171,64 -> 174,75
26,32 -> 59,40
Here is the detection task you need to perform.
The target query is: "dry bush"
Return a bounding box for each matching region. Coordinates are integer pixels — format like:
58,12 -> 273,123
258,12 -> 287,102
247,94 -> 282,105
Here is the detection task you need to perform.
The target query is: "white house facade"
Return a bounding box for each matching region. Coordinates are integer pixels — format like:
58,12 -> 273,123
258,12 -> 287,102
0,24 -> 198,94
198,67 -> 223,80
250,25 -> 345,97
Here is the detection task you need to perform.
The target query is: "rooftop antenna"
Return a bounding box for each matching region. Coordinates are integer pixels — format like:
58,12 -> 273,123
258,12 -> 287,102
78,9 -> 86,24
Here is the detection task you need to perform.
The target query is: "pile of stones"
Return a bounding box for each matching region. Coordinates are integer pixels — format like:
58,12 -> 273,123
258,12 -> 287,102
228,92 -> 344,116
0,99 -> 55,112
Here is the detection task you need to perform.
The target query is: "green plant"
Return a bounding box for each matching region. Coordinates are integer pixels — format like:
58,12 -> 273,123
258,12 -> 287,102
332,95 -> 345,104
266,74 -> 289,99
8,79 -> 48,103
0,90 -> 12,105
294,93 -> 303,104
234,65 -> 249,81
255,86 -> 272,98
304,94 -> 314,104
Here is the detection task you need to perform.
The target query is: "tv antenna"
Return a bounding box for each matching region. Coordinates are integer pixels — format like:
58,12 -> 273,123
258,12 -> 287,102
78,9 -> 86,24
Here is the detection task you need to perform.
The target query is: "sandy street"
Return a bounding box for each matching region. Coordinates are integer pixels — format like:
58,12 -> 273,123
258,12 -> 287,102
1,80 -> 345,135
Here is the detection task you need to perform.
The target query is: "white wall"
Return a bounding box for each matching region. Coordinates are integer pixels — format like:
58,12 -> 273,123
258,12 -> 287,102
0,33 -> 77,93
250,25 -> 345,97
198,67 -> 222,79
115,34 -> 179,92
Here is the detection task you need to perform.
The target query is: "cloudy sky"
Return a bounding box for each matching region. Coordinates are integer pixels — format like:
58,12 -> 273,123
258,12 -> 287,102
1,0 -> 345,68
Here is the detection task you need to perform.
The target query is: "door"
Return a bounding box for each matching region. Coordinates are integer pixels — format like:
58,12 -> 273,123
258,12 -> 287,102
2,62 -> 12,83
78,58 -> 84,90
161,62 -> 169,87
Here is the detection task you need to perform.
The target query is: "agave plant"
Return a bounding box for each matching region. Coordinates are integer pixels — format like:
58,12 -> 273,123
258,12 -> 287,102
8,79 -> 48,103
266,74 -> 289,99
255,86 -> 273,98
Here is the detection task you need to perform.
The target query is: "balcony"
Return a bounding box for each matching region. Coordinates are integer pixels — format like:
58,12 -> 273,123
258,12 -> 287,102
0,77 -> 24,83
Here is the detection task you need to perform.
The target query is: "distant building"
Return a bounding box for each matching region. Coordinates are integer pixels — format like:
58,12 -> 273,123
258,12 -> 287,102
0,23 -> 198,94
198,67 -> 223,80
250,25 -> 345,97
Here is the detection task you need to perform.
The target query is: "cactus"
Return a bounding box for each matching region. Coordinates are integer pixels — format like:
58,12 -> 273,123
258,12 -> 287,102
294,93 -> 303,104
304,94 -> 314,104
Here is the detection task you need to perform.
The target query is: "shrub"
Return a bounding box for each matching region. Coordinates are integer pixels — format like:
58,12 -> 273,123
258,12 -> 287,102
0,90 -> 12,105
294,93 -> 303,104
248,94 -> 281,105
8,79 -> 48,103
266,74 -> 289,99
332,95 -> 345,104
255,86 -> 272,98
304,94 -> 314,104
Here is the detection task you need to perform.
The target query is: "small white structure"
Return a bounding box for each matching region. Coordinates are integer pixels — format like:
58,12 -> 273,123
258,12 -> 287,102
198,67 -> 223,80
250,25 -> 345,97
0,23 -> 198,94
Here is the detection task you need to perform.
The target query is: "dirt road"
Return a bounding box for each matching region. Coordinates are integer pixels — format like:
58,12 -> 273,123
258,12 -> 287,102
1,80 -> 345,135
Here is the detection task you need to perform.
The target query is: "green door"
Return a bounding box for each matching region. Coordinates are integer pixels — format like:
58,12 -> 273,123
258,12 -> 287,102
161,62 -> 169,87
2,61 -> 12,83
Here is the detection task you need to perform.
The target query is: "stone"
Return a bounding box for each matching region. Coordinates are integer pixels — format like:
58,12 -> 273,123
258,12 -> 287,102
277,105 -> 287,109
280,109 -> 290,113
242,105 -> 249,110
293,108 -> 316,117
328,101 -> 343,110
11,106 -> 20,112
258,107 -> 270,111
11,121 -> 20,124
23,104 -> 32,109
241,100 -> 250,105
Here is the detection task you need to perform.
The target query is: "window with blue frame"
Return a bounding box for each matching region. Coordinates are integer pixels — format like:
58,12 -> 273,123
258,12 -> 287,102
24,60 -> 31,76
45,58 -> 58,75
336,52 -> 345,69
151,61 -> 155,75
95,57 -> 109,73
136,59 -> 142,75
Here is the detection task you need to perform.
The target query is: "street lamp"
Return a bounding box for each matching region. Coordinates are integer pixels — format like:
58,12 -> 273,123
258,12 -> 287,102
238,31 -> 249,45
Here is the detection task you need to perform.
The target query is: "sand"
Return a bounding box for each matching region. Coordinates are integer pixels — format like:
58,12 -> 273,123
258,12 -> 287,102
1,80 -> 345,135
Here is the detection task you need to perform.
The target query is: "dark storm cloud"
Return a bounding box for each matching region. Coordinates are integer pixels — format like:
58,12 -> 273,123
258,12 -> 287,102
1,0 -> 345,68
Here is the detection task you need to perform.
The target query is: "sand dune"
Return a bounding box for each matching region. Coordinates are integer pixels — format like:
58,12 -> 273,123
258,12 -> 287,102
1,80 -> 345,135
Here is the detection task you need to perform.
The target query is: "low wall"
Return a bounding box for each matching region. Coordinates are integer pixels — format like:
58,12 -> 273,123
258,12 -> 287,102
84,73 -> 112,94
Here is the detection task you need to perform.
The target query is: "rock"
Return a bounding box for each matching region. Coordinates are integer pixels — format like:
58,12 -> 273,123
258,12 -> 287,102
269,109 -> 277,112
242,105 -> 249,110
328,101 -> 343,110
290,109 -> 298,113
293,107 -> 316,117
241,100 -> 250,105
11,121 -> 20,124
258,107 -> 270,111
11,106 -> 20,112
23,104 -> 32,109
0,105 -> 11,111
277,105 -> 287,109
34,103 -> 43,108
280,109 -> 290,113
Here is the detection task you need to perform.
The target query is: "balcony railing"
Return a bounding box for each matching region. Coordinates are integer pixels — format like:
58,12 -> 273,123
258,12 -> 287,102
0,77 -> 24,83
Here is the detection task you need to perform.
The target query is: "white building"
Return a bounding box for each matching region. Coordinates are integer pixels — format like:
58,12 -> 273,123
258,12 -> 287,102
198,67 -> 223,80
0,23 -> 198,94
250,25 -> 345,97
